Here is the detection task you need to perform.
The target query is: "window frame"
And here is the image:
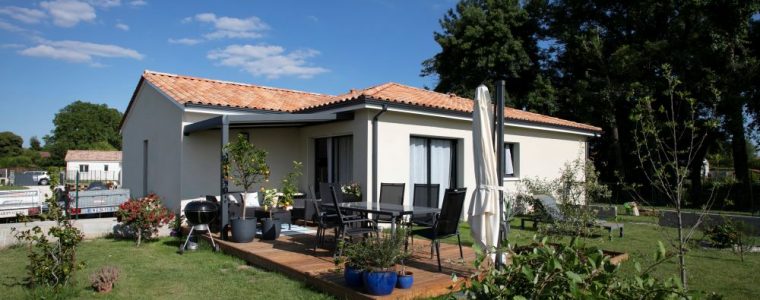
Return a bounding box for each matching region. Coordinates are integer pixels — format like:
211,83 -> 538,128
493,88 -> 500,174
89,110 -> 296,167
79,164 -> 89,172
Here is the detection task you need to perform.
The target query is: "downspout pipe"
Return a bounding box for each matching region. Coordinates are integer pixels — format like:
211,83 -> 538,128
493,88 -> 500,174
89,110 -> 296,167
372,104 -> 388,203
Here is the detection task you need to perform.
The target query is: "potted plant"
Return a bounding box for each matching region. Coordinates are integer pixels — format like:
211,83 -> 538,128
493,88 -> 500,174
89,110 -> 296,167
280,161 -> 303,210
260,187 -> 281,240
224,133 -> 269,243
396,246 -> 413,289
338,240 -> 368,288
341,182 -> 362,202
360,231 -> 405,295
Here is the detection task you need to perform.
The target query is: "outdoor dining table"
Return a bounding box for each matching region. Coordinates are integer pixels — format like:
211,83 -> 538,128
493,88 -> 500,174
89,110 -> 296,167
322,201 -> 440,234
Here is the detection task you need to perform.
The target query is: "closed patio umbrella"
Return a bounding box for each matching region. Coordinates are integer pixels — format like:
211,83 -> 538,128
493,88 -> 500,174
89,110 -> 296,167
468,85 -> 502,263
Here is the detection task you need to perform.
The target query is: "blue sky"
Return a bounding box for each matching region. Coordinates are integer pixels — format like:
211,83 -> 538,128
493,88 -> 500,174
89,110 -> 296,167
0,0 -> 457,146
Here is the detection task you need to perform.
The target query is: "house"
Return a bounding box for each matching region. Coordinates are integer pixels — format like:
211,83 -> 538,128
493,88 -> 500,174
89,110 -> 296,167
120,70 -> 602,216
64,150 -> 123,183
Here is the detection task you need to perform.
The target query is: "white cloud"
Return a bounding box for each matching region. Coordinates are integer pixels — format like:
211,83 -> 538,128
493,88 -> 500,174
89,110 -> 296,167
40,0 -> 96,27
0,19 -> 25,32
115,22 -> 128,31
128,0 -> 146,6
187,13 -> 268,40
168,38 -> 202,45
87,0 -> 120,8
0,6 -> 46,24
19,39 -> 143,65
208,44 -> 328,79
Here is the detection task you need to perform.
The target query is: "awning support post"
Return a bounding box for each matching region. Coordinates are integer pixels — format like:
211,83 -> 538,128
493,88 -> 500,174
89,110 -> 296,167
495,79 -> 506,268
220,115 -> 230,240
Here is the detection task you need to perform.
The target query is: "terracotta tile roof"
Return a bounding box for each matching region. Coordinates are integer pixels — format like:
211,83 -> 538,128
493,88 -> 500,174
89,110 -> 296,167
65,150 -> 122,162
307,82 -> 603,132
140,71 -> 601,133
142,71 -> 332,112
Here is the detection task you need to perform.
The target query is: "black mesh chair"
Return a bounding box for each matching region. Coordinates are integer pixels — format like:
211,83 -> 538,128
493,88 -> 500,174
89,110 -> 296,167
410,184 -> 440,227
312,199 -> 339,252
407,188 -> 467,271
329,185 -> 378,257
376,183 -> 405,223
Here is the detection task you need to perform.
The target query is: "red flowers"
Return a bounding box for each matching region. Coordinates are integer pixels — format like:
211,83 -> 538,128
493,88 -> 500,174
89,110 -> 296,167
115,194 -> 174,246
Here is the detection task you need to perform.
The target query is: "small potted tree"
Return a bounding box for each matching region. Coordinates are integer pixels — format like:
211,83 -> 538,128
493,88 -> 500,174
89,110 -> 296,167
280,161 -> 303,210
396,246 -> 413,289
260,187 -> 281,240
361,231 -> 405,295
224,134 -> 269,243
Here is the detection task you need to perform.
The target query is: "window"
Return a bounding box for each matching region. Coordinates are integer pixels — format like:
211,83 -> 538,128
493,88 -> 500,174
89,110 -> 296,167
314,135 -> 353,195
104,165 -> 109,172
79,164 -> 89,172
143,140 -> 149,196
409,137 -> 458,206
504,143 -> 519,178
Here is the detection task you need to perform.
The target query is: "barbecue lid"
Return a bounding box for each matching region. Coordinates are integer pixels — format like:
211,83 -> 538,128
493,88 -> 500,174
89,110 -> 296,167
184,200 -> 218,213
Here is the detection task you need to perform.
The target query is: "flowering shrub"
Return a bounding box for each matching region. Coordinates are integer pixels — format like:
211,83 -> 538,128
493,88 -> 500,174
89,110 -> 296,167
341,182 -> 362,199
115,194 -> 174,246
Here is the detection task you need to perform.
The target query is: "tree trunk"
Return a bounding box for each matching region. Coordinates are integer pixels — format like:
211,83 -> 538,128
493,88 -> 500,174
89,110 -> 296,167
676,207 -> 687,289
137,227 -> 142,247
726,104 -> 754,210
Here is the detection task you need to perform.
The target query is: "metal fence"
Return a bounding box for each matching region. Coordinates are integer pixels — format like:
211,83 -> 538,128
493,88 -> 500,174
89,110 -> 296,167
63,170 -> 121,190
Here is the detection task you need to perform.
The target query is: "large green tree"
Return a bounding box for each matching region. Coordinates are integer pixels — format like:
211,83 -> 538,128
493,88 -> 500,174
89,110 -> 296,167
425,0 -> 760,210
421,0 -> 557,113
0,131 -> 23,157
44,101 -> 123,165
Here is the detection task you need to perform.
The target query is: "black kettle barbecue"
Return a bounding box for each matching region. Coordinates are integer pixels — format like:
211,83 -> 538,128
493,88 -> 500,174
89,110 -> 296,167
180,200 -> 220,253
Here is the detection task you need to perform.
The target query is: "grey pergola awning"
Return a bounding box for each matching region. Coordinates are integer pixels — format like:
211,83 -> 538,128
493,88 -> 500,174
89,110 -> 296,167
183,112 -> 351,136
183,111 -> 352,236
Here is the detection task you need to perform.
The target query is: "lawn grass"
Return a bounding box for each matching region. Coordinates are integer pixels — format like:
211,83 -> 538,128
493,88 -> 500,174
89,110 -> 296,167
0,185 -> 28,191
0,237 -> 332,300
441,218 -> 760,299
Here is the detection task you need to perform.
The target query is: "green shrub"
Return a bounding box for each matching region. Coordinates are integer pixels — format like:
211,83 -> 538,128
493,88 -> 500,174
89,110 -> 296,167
12,184 -> 85,288
460,239 -> 708,299
703,222 -> 740,249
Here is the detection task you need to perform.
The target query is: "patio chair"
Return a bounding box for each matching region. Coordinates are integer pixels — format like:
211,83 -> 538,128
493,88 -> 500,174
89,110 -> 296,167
521,194 -> 624,238
376,183 -> 405,223
311,199 -> 339,252
407,188 -> 467,272
328,185 -> 378,257
410,183 -> 440,227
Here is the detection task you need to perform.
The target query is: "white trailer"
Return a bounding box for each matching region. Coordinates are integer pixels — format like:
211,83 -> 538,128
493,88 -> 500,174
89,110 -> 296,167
0,189 -> 42,219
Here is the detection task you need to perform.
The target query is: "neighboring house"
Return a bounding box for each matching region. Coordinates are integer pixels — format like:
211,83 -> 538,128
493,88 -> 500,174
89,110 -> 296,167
65,150 -> 123,183
120,71 -> 602,215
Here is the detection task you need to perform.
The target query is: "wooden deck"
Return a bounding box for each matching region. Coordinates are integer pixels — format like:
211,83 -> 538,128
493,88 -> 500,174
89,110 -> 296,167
200,228 -> 477,299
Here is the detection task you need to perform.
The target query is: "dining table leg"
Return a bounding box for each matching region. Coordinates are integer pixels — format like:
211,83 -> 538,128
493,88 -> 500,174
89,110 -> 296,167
390,216 -> 397,235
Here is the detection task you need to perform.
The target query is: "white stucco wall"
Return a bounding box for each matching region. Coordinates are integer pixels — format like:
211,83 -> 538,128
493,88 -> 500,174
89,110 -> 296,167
373,109 -> 588,218
121,83 -> 184,212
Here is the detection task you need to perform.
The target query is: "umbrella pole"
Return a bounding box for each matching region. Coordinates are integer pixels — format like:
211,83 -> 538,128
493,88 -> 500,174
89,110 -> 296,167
495,79 -> 506,268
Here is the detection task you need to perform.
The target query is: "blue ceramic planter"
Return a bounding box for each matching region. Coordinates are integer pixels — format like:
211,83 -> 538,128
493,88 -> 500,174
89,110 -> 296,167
344,266 -> 363,288
363,271 -> 397,296
396,272 -> 414,289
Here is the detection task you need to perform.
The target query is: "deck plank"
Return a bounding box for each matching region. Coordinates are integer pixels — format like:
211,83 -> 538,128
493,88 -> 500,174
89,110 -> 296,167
197,229 -> 477,299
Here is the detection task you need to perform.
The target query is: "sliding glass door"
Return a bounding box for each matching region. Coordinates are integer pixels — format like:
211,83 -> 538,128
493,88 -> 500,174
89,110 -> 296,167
409,137 -> 457,206
314,135 -> 353,195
